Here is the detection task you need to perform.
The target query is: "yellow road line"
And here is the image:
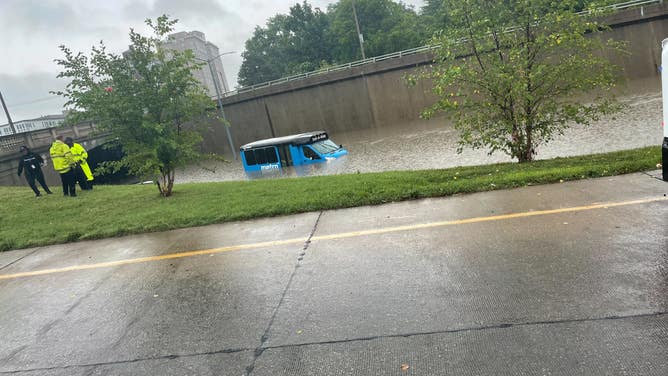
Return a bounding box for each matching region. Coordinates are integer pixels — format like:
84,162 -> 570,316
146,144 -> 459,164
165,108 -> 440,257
1,196 -> 666,281
310,197 -> 668,241
0,238 -> 307,280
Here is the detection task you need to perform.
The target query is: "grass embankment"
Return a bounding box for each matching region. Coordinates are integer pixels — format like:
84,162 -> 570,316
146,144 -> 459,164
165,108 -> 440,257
0,146 -> 662,252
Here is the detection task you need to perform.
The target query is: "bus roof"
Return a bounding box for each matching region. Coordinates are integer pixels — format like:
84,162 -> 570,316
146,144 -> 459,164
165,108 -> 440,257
240,131 -> 328,150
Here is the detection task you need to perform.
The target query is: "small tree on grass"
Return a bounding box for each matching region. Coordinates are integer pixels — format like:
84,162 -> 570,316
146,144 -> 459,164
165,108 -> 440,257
54,15 -> 216,196
412,0 -> 625,162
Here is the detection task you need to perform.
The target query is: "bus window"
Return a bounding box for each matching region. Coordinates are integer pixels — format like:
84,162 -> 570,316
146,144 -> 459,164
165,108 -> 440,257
244,150 -> 257,165
266,147 -> 278,163
256,148 -> 268,164
303,146 -> 321,160
310,139 -> 340,154
278,145 -> 293,166
244,147 -> 278,165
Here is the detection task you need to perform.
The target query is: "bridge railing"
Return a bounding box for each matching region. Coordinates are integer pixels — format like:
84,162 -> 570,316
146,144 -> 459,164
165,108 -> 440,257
222,0 -> 663,99
0,122 -> 98,156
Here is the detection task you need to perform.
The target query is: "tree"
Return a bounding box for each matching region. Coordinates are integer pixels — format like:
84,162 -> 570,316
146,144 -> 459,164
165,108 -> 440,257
239,0 -> 428,86
327,0 -> 426,62
413,0 -> 624,162
54,15 -> 215,196
238,2 -> 332,86
420,0 -> 451,36
419,0 -> 617,37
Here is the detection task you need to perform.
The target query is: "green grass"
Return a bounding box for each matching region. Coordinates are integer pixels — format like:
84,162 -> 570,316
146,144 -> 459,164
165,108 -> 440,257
0,146 -> 662,252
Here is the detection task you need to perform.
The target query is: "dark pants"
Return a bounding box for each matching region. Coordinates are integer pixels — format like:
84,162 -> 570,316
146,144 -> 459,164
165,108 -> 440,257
26,170 -> 51,196
59,170 -> 76,196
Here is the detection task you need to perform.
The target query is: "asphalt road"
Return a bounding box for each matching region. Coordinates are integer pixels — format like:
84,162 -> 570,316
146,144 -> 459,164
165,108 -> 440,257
1,172 -> 666,375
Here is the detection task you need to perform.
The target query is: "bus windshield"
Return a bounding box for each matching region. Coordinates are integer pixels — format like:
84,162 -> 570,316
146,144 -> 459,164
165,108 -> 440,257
309,139 -> 340,154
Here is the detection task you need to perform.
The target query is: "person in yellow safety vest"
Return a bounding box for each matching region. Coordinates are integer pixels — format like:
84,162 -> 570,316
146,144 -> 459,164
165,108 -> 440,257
65,137 -> 94,190
49,135 -> 77,197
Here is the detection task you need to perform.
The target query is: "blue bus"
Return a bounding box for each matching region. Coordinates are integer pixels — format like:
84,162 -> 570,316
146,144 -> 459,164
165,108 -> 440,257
240,131 -> 348,178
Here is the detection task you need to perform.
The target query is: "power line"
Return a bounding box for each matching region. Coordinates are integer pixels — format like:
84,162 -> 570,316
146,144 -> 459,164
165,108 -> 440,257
7,96 -> 62,108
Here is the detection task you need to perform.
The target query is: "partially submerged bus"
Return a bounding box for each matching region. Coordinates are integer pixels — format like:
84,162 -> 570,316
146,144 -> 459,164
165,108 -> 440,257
240,131 -> 348,178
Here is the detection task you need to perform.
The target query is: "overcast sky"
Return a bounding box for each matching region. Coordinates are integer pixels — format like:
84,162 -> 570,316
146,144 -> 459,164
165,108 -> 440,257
0,0 -> 424,123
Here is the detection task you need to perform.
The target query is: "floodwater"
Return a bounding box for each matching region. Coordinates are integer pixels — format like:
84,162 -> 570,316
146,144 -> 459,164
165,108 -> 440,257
175,85 -> 664,184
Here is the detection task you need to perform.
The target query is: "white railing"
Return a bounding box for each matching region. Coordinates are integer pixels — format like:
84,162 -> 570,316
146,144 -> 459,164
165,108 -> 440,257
223,0 -> 663,98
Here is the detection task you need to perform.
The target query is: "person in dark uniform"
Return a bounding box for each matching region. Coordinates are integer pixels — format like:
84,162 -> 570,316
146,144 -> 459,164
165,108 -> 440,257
17,146 -> 52,197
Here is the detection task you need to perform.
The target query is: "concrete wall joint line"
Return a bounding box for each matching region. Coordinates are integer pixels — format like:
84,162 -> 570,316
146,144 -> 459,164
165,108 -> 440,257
244,211 -> 324,376
259,311 -> 668,352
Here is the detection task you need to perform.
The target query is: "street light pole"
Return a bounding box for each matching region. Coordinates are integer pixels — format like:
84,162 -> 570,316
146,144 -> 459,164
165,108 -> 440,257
0,90 -> 17,135
196,51 -> 237,160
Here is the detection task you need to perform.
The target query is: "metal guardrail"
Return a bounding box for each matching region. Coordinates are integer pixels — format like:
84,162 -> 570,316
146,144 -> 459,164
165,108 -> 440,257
0,122 -> 99,156
0,135 -> 25,154
223,44 -> 436,98
223,0 -> 663,98
595,0 -> 663,11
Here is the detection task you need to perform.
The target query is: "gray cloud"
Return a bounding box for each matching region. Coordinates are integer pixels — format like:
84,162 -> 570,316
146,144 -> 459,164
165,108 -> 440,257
0,73 -> 67,123
122,0 -> 242,26
0,0 -> 127,37
119,0 -> 254,89
0,0 -> 80,34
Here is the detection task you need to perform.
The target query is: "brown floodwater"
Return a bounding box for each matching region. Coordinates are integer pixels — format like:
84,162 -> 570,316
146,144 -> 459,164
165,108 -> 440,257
175,86 -> 664,184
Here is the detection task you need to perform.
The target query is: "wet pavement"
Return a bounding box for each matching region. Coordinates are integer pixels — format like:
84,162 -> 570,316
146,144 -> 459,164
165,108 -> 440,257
0,172 -> 667,375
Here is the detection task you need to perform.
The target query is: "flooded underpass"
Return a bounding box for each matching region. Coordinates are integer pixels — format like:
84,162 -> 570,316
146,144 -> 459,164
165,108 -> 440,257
175,87 -> 664,184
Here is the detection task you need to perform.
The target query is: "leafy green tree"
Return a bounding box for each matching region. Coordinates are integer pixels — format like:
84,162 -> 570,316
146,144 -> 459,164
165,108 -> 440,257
238,1 -> 332,86
420,0 -> 450,35
327,0 -> 426,62
413,0 -> 625,162
419,0 -> 619,39
54,16 -> 215,196
238,16 -> 292,86
285,2 -> 334,72
239,0 -> 429,85
574,0 -> 620,12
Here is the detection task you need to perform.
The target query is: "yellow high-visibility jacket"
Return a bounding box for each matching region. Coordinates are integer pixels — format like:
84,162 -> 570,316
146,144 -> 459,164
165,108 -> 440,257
70,142 -> 94,181
50,140 -> 74,174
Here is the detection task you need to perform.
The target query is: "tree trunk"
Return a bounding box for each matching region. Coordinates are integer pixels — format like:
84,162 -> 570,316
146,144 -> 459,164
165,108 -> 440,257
156,168 -> 174,197
166,169 -> 175,197
518,127 -> 535,163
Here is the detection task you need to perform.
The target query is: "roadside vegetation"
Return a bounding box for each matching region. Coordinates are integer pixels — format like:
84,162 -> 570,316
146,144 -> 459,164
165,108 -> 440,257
411,0 -> 625,163
0,146 -> 661,252
238,0 -> 619,85
54,16 -> 216,197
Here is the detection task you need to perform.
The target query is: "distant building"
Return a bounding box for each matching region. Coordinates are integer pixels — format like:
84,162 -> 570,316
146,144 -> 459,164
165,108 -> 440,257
162,31 -> 230,98
0,114 -> 65,136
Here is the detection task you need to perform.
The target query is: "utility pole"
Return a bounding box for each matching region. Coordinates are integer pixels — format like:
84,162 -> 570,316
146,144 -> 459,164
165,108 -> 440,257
0,90 -> 17,135
207,59 -> 237,160
351,0 -> 366,60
